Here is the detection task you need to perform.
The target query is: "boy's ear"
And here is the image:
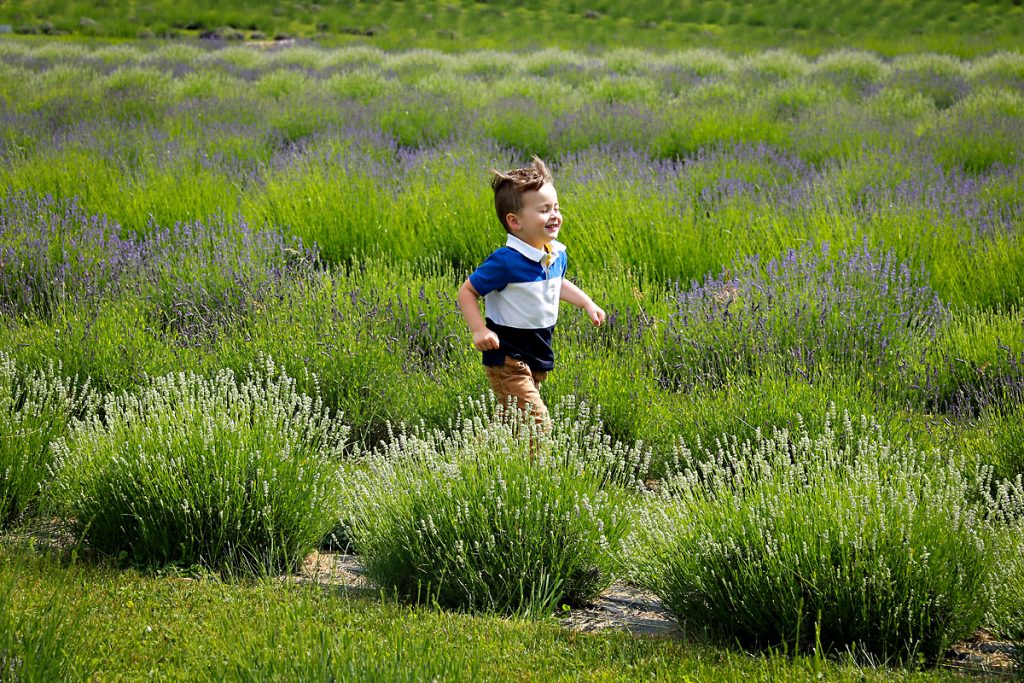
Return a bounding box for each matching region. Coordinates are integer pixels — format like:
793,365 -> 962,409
505,212 -> 521,231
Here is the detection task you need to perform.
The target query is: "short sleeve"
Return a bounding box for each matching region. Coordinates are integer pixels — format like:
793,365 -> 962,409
468,249 -> 510,296
554,250 -> 567,278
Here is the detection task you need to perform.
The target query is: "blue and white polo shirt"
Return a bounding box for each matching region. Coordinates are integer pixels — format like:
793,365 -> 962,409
468,234 -> 568,371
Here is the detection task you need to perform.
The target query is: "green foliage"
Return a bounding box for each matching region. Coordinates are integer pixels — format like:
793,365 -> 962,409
50,360 -> 348,574
627,410 -> 1014,662
985,520 -> 1024,641
0,562 -> 86,682
2,0 -> 1023,55
0,543 -> 949,682
971,402 -> 1024,482
348,397 -> 648,615
0,34 -> 1022,672
226,594 -> 482,682
913,306 -> 1024,416
0,353 -> 95,528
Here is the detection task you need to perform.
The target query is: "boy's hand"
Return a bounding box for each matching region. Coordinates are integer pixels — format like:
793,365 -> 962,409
473,327 -> 500,351
559,280 -> 605,327
586,303 -> 606,327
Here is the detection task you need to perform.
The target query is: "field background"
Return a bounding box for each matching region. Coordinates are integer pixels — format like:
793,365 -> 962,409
1,0 -> 1023,679
2,0 -> 1022,55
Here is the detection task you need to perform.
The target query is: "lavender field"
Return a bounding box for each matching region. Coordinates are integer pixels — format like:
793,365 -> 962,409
2,42 -> 1022,454
1,37 -> 1024,675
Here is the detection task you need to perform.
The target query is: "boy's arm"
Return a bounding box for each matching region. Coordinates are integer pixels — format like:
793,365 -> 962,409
458,279 -> 500,350
560,280 -> 606,327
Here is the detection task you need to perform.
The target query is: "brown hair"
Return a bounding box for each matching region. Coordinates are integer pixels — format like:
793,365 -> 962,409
490,156 -> 553,233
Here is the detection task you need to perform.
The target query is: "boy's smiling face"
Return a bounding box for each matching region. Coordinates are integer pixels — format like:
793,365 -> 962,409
507,182 -> 561,250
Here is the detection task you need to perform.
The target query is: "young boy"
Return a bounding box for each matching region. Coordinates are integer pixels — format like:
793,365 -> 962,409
457,157 -> 605,427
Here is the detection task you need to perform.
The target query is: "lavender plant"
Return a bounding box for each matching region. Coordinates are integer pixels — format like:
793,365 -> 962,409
0,192 -> 147,318
972,402 -> 1024,481
49,359 -> 348,574
346,396 -> 649,616
908,308 -> 1024,417
0,352 -> 95,528
985,519 -> 1024,641
660,240 -> 949,392
627,409 -> 1014,663
138,216 -> 318,346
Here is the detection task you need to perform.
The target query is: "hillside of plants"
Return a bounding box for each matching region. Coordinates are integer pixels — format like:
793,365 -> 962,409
1,0 -> 1024,679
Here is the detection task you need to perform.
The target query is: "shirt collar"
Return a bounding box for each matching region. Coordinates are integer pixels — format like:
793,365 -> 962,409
505,234 -> 566,262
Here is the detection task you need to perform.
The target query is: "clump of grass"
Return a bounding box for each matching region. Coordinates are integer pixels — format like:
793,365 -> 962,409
0,562 -> 85,682
0,353 -> 95,528
627,409 -> 1011,663
49,359 -> 348,574
347,396 -> 648,616
226,589 -> 482,682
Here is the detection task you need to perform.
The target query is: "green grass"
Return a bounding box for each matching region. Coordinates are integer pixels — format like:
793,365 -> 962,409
0,541 -> 976,681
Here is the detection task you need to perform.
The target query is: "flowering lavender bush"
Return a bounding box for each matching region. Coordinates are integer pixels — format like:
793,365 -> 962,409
660,241 -> 948,392
985,519 -> 1024,641
908,309 -> 1024,417
627,409 -> 1014,662
0,192 -> 147,317
0,352 -> 95,528
49,359 -> 348,573
346,397 -> 648,615
138,216 -> 318,346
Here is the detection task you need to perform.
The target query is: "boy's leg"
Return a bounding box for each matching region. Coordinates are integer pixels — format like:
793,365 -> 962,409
484,357 -> 549,428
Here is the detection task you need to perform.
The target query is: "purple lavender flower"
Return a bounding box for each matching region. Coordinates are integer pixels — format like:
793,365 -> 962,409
661,240 -> 949,391
0,192 -> 148,316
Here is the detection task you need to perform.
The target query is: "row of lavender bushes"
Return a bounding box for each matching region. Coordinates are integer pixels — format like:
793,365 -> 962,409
2,352 -> 1022,662
2,44 -> 1019,297
3,191 -> 1022,476
3,43 -> 1021,142
1,135 -> 1020,311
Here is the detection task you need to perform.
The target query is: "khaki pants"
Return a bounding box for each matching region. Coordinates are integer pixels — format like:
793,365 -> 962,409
484,356 -> 549,428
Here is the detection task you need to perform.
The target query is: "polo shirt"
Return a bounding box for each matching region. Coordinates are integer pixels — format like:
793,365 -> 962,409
468,234 -> 568,371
